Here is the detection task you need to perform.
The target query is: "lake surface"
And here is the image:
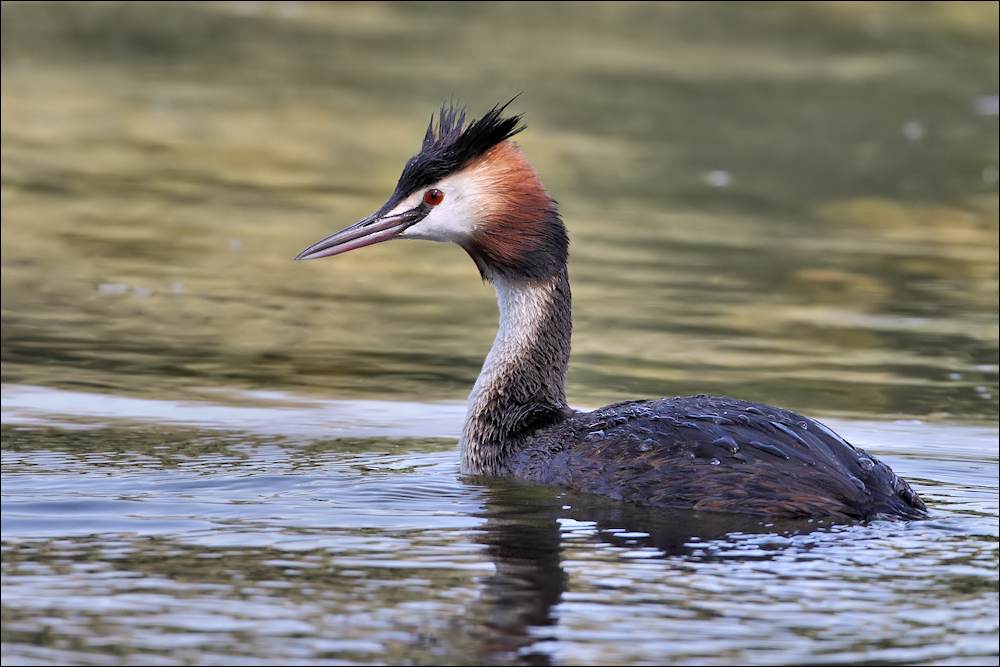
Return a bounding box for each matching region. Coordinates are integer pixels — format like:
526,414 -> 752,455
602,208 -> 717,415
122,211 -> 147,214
2,2 -> 998,665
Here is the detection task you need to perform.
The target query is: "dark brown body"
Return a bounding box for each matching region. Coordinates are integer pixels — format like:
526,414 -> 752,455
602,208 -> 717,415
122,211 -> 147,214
507,395 -> 927,520
298,102 -> 928,522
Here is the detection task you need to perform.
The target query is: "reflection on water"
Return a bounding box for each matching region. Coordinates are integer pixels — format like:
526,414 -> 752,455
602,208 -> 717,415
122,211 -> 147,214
2,386 -> 998,664
1,1 -> 998,665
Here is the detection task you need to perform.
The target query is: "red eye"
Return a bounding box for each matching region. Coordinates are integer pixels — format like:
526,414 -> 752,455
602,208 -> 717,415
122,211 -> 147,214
424,189 -> 444,206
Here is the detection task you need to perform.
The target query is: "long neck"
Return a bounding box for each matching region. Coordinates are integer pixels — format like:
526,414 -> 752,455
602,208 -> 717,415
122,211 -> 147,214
460,267 -> 573,474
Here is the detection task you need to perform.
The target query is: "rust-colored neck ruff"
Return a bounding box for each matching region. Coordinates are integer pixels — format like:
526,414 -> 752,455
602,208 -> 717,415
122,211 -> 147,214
460,141 -> 568,283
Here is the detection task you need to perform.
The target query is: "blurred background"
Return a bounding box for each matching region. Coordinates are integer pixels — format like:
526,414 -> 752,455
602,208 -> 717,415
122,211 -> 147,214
2,0 -> 998,421
2,4 -> 998,666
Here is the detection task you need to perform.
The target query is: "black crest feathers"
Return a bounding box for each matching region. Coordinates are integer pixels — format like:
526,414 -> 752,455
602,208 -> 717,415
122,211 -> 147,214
393,100 -> 525,199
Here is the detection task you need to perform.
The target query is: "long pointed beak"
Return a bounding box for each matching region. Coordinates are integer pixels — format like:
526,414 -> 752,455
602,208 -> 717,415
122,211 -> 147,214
295,204 -> 428,261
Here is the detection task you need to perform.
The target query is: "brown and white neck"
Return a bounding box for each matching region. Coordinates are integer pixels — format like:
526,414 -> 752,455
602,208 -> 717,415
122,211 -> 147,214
460,267 -> 573,475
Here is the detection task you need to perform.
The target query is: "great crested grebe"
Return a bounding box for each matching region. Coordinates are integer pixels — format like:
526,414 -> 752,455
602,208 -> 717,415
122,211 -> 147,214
297,102 -> 927,520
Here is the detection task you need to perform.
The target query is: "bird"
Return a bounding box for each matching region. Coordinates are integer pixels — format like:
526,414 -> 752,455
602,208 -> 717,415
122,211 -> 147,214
296,101 -> 927,521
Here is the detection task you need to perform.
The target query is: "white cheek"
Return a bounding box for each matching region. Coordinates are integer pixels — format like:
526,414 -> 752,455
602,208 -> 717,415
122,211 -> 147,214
399,172 -> 486,243
385,191 -> 424,218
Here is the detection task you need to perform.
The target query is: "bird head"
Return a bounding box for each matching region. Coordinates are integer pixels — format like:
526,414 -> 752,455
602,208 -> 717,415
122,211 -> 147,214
296,101 -> 567,282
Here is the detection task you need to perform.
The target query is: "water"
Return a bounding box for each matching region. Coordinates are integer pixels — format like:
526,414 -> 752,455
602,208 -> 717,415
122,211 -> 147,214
2,2 -> 998,665
3,386 -> 998,664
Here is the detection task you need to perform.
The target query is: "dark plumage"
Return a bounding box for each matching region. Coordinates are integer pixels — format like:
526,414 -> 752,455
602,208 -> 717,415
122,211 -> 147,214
349,101 -> 529,240
396,101 -> 525,202
508,395 -> 926,520
297,101 -> 928,522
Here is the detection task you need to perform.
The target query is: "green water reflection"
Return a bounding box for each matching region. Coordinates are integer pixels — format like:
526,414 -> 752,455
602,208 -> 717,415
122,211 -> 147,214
2,1 -> 997,420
